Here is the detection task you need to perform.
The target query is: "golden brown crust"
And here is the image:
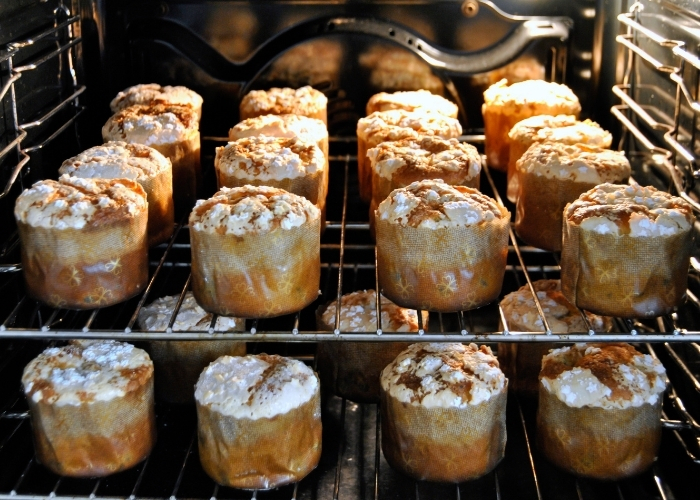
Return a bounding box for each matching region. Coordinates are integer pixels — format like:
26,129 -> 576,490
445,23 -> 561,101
28,371 -> 155,477
536,385 -> 661,479
197,387 -> 321,489
380,385 -> 507,482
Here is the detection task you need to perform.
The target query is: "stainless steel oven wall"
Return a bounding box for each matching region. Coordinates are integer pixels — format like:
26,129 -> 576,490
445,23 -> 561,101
77,0 -> 607,137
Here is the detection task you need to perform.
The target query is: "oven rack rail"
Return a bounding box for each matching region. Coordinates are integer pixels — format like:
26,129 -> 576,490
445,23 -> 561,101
0,6 -> 84,200
1,150 -> 700,344
612,3 -> 700,213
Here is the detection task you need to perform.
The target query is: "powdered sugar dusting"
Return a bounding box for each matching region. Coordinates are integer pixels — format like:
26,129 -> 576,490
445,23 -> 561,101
189,185 -> 320,235
110,83 -> 203,113
377,179 -> 506,228
357,109 -> 462,147
22,341 -> 153,406
138,292 -> 242,331
229,114 -> 327,144
14,175 -> 147,229
102,103 -> 198,146
241,86 -> 327,116
381,343 -> 506,408
215,136 -> 325,181
483,79 -> 580,115
540,343 -> 667,409
366,90 -> 458,117
194,354 -> 318,419
567,183 -> 694,236
59,141 -> 170,180
320,290 -> 425,332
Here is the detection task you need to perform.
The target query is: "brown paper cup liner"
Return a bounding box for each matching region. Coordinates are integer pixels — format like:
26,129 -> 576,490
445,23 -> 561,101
515,175 -> 599,252
18,216 -> 148,310
376,216 -> 509,312
357,136 -> 372,202
315,307 -> 409,403
506,139 -> 530,202
561,222 -> 692,318
380,387 -> 507,482
498,341 -> 559,398
28,376 -> 156,477
191,219 -> 321,318
536,386 -> 661,479
197,390 -> 322,489
151,133 -> 201,217
147,340 -> 246,404
140,167 -> 175,246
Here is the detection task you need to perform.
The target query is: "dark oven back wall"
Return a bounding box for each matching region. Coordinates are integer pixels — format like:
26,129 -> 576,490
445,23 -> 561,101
73,0 -> 617,141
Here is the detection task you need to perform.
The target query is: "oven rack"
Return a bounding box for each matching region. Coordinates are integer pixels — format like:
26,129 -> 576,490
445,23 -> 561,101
0,146 -> 699,343
612,3 -> 700,213
0,5 -> 84,200
0,340 -> 698,500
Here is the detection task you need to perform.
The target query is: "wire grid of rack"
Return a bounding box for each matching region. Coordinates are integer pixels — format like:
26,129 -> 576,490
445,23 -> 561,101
0,4 -> 84,200
0,146 -> 700,499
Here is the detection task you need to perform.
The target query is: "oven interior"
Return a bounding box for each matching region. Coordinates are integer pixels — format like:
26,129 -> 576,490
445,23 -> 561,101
1,0 -> 700,499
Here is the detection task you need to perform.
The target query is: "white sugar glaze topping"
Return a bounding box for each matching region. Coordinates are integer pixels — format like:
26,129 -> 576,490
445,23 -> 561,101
366,90 -> 458,118
215,136 -> 325,181
357,110 -> 462,146
381,343 -> 506,407
59,141 -> 171,180
14,175 -> 147,229
110,83 -> 203,113
483,79 -> 581,115
102,103 -> 198,146
189,185 -> 320,236
566,183 -> 694,237
500,280 -> 609,333
138,292 -> 242,331
320,290 -> 424,332
194,354 -> 318,419
22,341 -> 153,406
229,114 -> 327,144
516,142 -> 630,183
377,179 -> 507,229
540,343 -> 667,409
241,86 -> 327,115
509,115 -> 612,149
367,136 -> 480,181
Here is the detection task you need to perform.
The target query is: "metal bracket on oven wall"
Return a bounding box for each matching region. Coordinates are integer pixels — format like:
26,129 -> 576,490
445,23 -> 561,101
127,11 -> 571,83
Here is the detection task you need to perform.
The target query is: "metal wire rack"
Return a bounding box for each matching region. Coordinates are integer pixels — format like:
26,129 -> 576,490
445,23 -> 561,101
0,145 -> 699,499
0,5 -> 84,199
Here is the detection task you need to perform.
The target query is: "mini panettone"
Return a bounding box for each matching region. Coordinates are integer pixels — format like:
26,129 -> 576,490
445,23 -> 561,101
498,280 -> 611,398
315,290 -> 428,403
506,115 -> 612,201
214,136 -> 327,214
110,83 -> 203,121
365,90 -> 459,118
375,180 -> 509,312
537,343 -> 667,479
380,343 -> 507,482
358,45 -> 445,95
356,109 -> 462,202
14,175 -> 148,309
59,141 -> 175,246
239,86 -> 328,124
195,354 -> 322,489
367,136 -> 481,232
190,185 -> 321,318
22,341 -> 156,477
137,292 -> 246,403
561,183 -> 694,318
515,143 -> 630,251
102,102 -> 200,216
482,79 -> 581,171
